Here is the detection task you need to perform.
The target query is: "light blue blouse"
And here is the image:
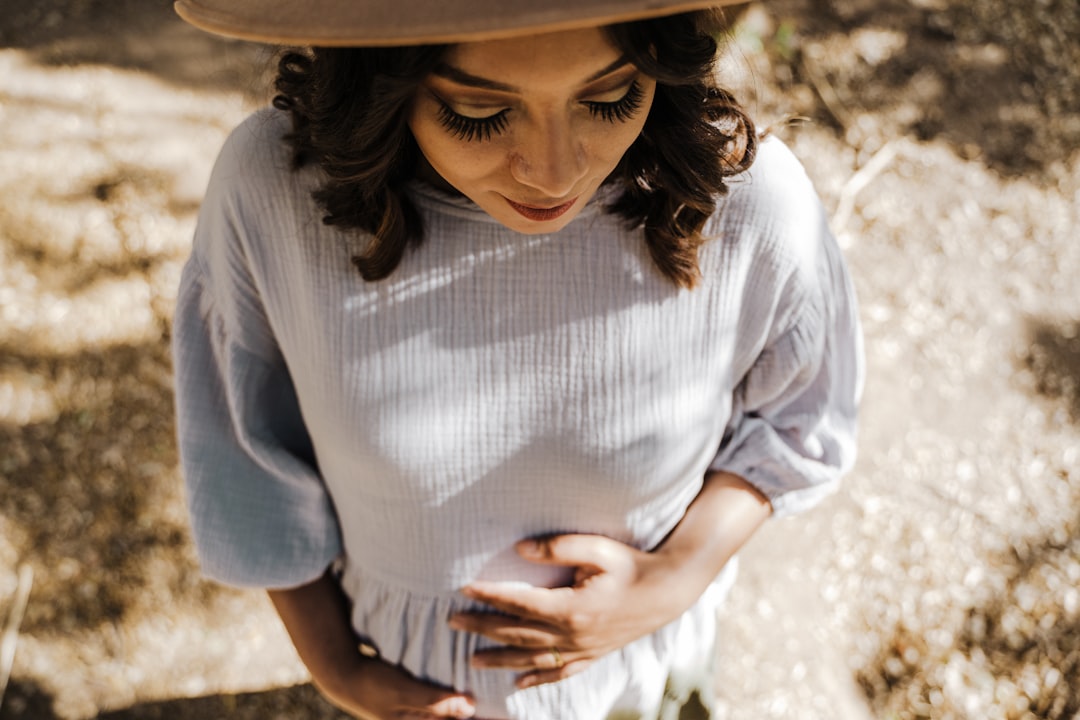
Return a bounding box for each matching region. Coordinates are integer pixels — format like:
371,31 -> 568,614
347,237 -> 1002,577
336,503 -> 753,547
172,109 -> 863,719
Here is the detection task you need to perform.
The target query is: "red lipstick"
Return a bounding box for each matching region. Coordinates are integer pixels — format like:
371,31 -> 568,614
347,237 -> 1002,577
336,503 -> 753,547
505,196 -> 578,222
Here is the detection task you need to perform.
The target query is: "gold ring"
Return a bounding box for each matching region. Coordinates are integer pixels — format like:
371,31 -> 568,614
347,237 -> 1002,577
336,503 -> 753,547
550,646 -> 564,668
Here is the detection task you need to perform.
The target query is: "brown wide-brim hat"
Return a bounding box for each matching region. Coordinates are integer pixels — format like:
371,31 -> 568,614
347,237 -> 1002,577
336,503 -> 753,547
175,0 -> 749,47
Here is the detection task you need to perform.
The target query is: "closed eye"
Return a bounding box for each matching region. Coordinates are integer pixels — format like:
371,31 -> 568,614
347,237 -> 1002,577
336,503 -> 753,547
433,79 -> 647,143
584,81 -> 646,123
436,101 -> 510,142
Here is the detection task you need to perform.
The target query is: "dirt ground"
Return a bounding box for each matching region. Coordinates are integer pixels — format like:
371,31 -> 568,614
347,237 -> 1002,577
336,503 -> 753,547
0,1 -> 1077,718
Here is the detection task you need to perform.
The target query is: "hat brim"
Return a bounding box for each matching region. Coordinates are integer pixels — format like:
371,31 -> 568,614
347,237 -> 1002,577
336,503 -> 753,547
175,0 -> 748,47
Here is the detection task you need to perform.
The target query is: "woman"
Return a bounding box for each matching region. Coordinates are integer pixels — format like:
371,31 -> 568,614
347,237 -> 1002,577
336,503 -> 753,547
171,1 -> 863,718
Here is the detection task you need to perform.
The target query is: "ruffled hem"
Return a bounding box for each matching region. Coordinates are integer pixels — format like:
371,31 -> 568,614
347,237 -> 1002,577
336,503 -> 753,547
338,556 -> 737,720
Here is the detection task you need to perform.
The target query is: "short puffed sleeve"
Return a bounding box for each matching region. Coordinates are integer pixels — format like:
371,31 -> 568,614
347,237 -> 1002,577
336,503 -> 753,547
171,116 -> 342,588
711,139 -> 864,517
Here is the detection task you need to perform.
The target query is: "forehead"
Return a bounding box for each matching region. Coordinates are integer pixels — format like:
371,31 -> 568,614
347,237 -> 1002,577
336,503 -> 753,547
441,26 -> 624,89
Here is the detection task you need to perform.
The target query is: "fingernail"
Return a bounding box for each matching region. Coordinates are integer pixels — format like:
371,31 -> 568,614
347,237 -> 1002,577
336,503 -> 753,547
518,539 -> 540,555
449,698 -> 475,717
516,674 -> 537,689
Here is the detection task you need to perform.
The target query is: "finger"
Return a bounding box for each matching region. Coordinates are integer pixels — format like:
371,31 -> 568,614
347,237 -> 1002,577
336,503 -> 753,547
420,694 -> 477,719
379,665 -> 475,718
460,582 -> 573,620
393,692 -> 475,719
397,709 -> 471,720
516,534 -> 636,574
397,711 -> 470,720
472,645 -> 571,670
515,658 -> 593,689
449,613 -> 559,646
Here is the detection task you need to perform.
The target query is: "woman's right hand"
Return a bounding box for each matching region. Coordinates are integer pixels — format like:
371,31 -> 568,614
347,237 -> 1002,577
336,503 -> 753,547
315,654 -> 476,720
267,569 -> 475,719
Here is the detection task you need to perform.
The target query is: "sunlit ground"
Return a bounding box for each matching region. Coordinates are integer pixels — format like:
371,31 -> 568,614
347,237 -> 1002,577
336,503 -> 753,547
0,0 -> 1078,718
0,5 -> 318,717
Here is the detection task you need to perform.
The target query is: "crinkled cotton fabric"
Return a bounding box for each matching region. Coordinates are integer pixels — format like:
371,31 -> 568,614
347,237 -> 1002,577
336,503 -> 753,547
172,109 -> 863,719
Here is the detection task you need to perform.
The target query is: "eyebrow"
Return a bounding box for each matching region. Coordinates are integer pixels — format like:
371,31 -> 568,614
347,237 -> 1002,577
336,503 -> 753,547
431,56 -> 633,93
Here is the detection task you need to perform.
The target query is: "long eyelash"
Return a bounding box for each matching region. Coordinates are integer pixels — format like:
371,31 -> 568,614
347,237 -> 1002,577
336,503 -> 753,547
436,102 -> 509,142
586,81 -> 646,124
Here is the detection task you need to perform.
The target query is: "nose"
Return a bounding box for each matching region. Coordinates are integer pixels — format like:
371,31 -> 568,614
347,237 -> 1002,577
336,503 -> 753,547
509,114 -> 587,198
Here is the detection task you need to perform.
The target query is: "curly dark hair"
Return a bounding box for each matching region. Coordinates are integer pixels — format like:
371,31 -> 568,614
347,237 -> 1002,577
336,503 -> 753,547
272,9 -> 756,288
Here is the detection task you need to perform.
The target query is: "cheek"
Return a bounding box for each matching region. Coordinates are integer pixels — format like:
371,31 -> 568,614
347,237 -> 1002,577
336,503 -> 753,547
414,122 -> 503,182
604,122 -> 643,157
592,86 -> 655,164
585,122 -> 643,173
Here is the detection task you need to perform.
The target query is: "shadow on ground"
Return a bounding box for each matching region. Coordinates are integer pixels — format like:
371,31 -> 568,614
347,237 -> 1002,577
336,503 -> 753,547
0,0 -> 271,99
0,680 -> 349,720
0,339 -> 223,636
1023,319 -> 1080,423
857,510 -> 1080,718
856,316 -> 1080,717
761,0 -> 1080,178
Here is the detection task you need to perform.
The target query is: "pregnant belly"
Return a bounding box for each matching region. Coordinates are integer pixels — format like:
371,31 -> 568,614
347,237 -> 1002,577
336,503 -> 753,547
337,554 -> 736,720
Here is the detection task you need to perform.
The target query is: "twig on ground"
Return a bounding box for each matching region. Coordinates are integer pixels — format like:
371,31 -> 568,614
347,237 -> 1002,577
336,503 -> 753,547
800,52 -> 853,132
0,564 -> 34,713
832,141 -> 900,242
761,114 -> 814,138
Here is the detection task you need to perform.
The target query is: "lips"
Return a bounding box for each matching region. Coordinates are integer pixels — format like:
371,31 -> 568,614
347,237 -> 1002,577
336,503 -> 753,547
504,196 -> 578,222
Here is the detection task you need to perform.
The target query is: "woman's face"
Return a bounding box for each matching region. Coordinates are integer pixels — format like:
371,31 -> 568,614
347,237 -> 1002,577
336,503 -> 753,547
407,26 -> 656,234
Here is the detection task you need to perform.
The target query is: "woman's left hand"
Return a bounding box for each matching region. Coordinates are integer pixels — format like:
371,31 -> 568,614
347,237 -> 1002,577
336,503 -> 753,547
449,534 -> 693,689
